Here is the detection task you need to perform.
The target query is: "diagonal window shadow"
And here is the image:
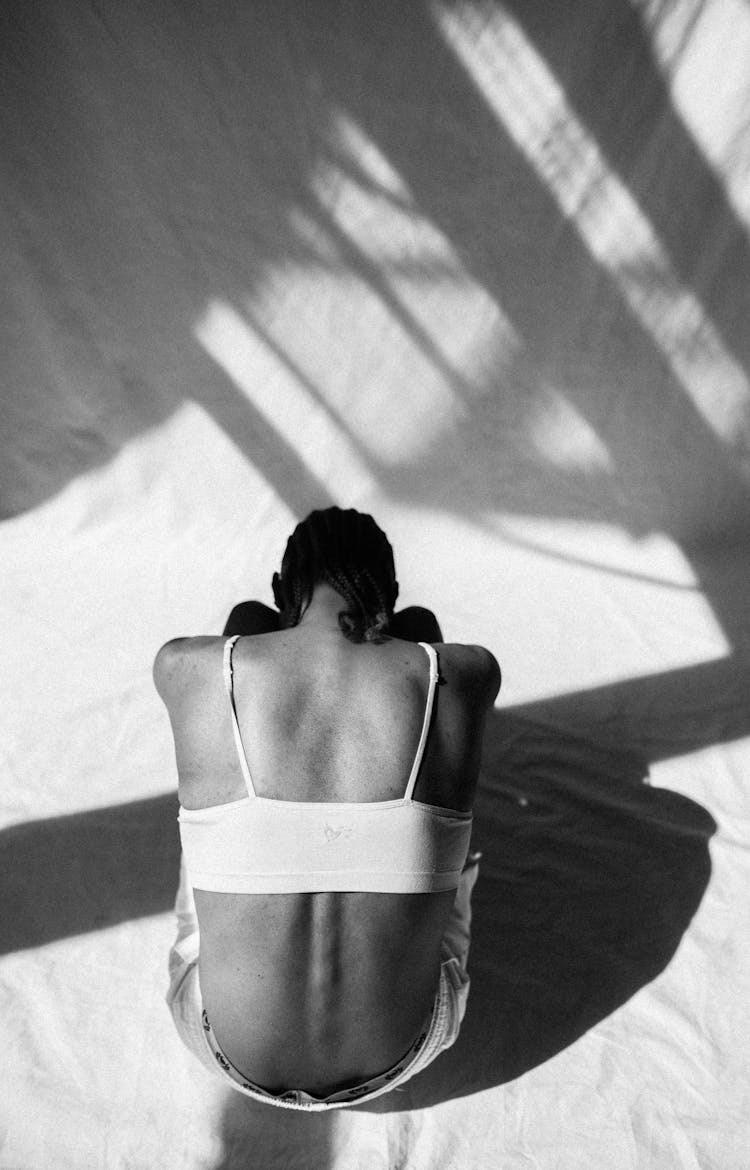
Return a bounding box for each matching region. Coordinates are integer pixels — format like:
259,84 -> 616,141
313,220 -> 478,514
4,0 -> 748,544
500,0 -> 750,375
0,794 -> 180,955
189,346 -> 336,516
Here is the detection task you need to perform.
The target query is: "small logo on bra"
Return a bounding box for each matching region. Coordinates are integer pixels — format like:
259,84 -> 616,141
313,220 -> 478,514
324,823 -> 353,842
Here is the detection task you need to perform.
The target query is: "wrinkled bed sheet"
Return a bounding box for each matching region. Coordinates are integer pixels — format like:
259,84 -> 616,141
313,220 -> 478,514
2,2 -> 749,1167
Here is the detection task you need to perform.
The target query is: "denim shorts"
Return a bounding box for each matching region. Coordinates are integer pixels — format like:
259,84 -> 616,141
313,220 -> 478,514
166,859 -> 479,1111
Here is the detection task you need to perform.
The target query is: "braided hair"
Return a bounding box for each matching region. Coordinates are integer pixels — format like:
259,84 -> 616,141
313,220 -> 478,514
271,507 -> 399,644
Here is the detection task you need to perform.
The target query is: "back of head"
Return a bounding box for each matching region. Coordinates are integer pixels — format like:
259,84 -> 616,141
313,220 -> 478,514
271,507 -> 399,643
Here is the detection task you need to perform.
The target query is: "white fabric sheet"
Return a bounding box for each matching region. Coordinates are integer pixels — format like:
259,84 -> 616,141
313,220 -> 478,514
2,2 -> 750,1166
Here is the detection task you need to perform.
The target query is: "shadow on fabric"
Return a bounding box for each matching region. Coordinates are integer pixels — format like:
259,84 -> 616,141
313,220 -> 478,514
216,1095 -> 337,1170
0,795 -> 180,954
362,707 -> 715,1112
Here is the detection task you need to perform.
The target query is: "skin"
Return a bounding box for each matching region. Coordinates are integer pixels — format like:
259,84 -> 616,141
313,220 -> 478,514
154,583 -> 501,1096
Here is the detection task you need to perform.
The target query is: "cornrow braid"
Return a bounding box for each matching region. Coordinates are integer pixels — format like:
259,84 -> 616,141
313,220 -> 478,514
328,566 -> 364,642
271,507 -> 399,644
360,567 -> 391,643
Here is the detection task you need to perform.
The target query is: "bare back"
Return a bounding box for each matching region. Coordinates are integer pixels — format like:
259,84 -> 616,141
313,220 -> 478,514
155,626 -> 499,1095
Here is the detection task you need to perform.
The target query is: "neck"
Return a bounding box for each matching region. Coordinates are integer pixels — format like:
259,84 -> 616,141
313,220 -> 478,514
296,583 -> 351,632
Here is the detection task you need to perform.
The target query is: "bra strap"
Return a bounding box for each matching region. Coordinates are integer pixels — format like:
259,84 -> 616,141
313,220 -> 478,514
222,636 -> 257,798
403,642 -> 439,802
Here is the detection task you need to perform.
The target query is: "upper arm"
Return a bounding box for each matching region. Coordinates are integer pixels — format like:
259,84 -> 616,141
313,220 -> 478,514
152,638 -> 190,700
469,645 -> 502,703
152,636 -> 219,700
443,642 -> 502,705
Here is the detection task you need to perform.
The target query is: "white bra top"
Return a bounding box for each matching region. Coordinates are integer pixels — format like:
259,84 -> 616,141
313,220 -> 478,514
178,637 -> 473,893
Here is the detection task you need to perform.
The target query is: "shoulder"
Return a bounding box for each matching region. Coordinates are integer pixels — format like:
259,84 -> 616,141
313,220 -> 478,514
152,636 -> 224,699
436,642 -> 501,704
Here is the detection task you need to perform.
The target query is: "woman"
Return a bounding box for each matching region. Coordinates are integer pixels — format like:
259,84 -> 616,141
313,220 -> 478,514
154,507 -> 500,1110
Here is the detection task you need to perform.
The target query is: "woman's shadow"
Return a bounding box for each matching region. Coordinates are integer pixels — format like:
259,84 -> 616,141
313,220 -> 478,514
361,698 -> 716,1112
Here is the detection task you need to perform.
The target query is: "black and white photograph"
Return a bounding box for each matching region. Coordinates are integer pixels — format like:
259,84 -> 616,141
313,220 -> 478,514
1,2 -> 749,1167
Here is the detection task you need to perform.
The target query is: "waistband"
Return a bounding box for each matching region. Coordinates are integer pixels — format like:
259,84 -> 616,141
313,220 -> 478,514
200,1001 -> 435,1108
